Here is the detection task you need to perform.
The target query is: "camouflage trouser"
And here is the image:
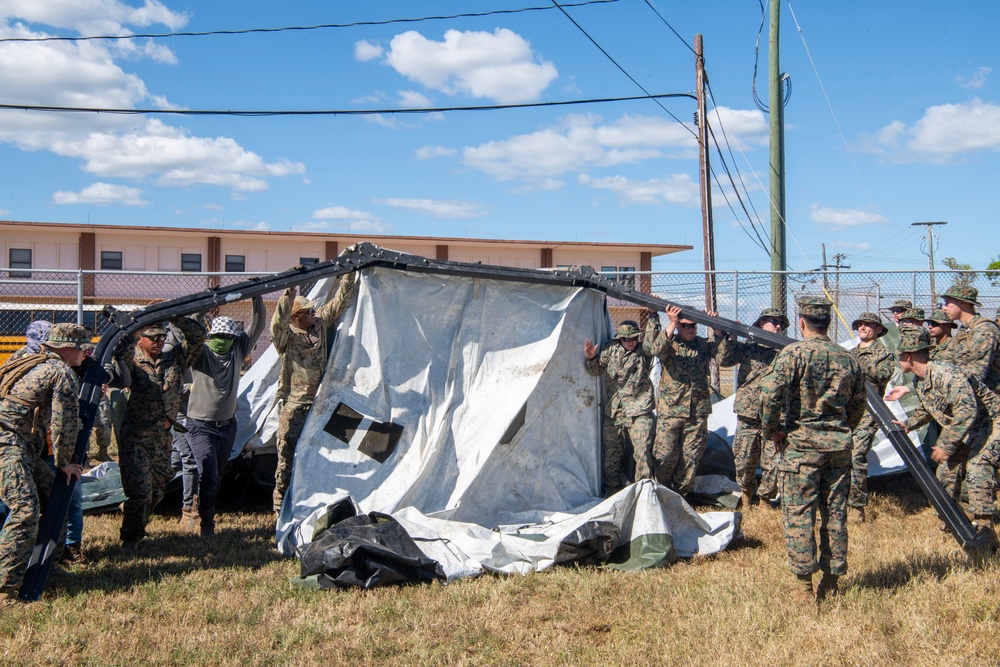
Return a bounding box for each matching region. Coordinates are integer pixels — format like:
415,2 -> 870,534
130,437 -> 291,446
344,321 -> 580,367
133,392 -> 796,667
0,445 -> 54,591
119,427 -> 174,543
848,421 -> 880,509
779,448 -> 851,576
653,416 -> 708,496
601,412 -> 655,490
955,437 -> 1000,517
274,401 -> 312,512
92,391 -> 114,453
732,416 -> 779,500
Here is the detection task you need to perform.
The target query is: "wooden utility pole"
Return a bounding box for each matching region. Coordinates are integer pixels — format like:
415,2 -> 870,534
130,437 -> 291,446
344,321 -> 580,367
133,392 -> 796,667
695,34 -> 716,314
831,252 -> 850,342
912,221 -> 947,310
768,0 -> 787,312
695,35 -> 720,394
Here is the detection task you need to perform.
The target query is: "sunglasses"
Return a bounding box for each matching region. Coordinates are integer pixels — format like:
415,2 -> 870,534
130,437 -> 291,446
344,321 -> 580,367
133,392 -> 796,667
760,318 -> 784,326
142,334 -> 166,342
677,322 -> 696,330
620,336 -> 638,343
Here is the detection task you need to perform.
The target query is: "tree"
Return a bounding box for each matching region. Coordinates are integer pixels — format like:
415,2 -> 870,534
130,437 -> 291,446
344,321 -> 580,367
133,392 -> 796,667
987,255 -> 1000,287
941,257 -> 977,288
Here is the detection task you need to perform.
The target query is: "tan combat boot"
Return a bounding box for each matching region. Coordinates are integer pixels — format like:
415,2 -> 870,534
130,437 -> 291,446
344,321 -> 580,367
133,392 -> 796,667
0,587 -> 22,608
815,572 -> 839,602
791,573 -> 815,605
740,492 -> 754,511
973,515 -> 1000,550
848,506 -> 866,524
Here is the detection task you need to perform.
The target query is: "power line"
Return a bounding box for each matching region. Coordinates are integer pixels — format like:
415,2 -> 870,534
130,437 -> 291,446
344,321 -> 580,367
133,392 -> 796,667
640,0 -> 695,55
0,0 -> 620,43
0,92 -> 695,118
550,0 -> 698,137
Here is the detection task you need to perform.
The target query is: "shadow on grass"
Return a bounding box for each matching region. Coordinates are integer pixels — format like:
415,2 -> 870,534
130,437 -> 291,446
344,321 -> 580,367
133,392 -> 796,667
868,473 -> 933,515
850,551 -> 966,592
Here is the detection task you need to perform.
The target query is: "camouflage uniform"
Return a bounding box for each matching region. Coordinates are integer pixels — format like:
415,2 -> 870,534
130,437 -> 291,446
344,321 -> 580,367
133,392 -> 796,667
0,328 -> 84,594
905,360 -> 1000,517
271,274 -> 357,512
938,285 -> 1000,392
759,297 -> 866,578
585,320 -> 657,491
848,313 -> 894,510
119,317 -> 206,544
717,309 -> 785,501
646,315 -> 727,496
926,309 -> 954,362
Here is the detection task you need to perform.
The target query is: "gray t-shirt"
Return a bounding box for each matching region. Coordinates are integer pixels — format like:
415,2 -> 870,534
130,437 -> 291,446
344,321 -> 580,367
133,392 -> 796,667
187,298 -> 265,422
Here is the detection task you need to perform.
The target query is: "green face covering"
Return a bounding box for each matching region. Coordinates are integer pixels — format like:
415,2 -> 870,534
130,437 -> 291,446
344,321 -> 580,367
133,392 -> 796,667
207,337 -> 234,355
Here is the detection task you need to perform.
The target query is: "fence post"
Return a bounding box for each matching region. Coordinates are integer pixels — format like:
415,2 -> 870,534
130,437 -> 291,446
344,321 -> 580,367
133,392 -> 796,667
911,271 -> 917,308
732,270 -> 739,394
76,270 -> 84,325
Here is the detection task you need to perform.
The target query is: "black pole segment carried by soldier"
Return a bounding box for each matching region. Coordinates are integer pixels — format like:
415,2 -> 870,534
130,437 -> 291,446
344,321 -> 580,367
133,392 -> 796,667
18,243 -> 994,600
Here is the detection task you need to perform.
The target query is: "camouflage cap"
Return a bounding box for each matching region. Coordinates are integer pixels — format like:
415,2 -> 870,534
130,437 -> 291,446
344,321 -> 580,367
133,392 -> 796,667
851,312 -> 887,337
615,320 -> 641,339
925,309 -> 955,326
940,284 -> 981,306
896,324 -> 934,354
291,295 -> 317,315
899,307 -> 926,322
43,323 -> 89,349
888,299 -> 913,312
139,323 -> 167,337
796,295 -> 832,317
754,308 -> 789,329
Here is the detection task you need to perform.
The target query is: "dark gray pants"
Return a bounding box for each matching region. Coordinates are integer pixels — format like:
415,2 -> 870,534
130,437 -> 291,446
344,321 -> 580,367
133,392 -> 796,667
185,419 -> 237,516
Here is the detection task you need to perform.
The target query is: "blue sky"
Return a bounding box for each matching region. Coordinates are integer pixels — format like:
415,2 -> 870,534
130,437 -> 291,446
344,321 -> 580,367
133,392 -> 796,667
1,0 -> 998,272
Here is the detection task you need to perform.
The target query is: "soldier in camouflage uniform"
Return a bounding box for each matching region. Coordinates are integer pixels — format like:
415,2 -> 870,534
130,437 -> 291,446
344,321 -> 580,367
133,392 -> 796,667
886,327 -> 1000,545
938,285 -> 1000,392
887,299 -> 912,326
926,309 -> 955,361
271,271 -> 357,513
759,296 -> 866,604
646,305 -> 727,497
0,323 -> 87,607
119,317 -> 206,552
847,312 -> 894,523
585,318 -> 657,495
898,307 -> 926,328
718,308 -> 787,509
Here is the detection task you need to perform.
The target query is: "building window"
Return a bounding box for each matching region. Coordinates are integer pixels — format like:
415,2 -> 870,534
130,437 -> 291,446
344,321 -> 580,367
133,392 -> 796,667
225,254 -> 246,272
299,257 -> 319,265
181,253 -> 202,272
618,267 -> 635,289
101,251 -> 123,270
9,248 -> 31,278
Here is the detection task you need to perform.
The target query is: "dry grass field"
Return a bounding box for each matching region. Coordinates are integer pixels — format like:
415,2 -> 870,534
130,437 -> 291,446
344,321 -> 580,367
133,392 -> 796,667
2,475 -> 998,667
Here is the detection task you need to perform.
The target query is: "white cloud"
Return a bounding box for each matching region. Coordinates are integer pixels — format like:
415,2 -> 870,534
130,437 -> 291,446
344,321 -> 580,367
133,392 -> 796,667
828,241 -> 873,252
52,182 -> 146,206
957,66 -> 991,90
709,106 -> 769,146
460,113 -> 705,185
0,208 -> 12,216
354,40 -> 384,62
305,207 -> 388,233
859,99 -> 1000,162
201,203 -> 223,211
809,204 -> 890,230
382,29 -> 557,104
415,145 -> 457,160
379,197 -> 486,219
578,173 -> 699,206
313,205 -> 379,221
398,90 -> 432,108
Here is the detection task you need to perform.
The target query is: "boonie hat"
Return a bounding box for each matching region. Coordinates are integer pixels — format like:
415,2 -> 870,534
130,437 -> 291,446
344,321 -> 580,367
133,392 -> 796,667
925,309 -> 954,326
897,325 -> 933,354
851,312 -> 887,337
140,323 -> 167,337
43,323 -> 90,350
754,308 -> 789,329
888,299 -> 913,312
291,295 -> 317,316
899,307 -> 926,322
940,284 -> 981,306
797,295 -> 832,317
615,320 -> 641,339
208,316 -> 239,337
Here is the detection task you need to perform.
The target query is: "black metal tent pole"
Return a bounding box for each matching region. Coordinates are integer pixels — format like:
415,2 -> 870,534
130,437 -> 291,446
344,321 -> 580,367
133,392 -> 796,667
20,243 -> 987,600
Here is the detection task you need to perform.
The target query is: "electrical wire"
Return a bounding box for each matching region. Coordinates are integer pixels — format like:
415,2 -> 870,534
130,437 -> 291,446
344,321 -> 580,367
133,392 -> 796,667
640,0 -> 695,55
707,124 -> 771,254
550,0 -> 697,137
709,164 -> 770,255
786,0 -> 873,208
0,0 -> 620,43
0,92 -> 695,117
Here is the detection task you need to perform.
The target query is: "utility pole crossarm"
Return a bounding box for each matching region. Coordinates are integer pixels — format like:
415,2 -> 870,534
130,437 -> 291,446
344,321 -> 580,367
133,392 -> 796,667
912,221 -> 947,310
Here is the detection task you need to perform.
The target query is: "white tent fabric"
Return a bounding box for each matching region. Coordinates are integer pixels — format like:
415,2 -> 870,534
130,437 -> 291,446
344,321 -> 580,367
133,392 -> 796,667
272,267 -> 740,569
